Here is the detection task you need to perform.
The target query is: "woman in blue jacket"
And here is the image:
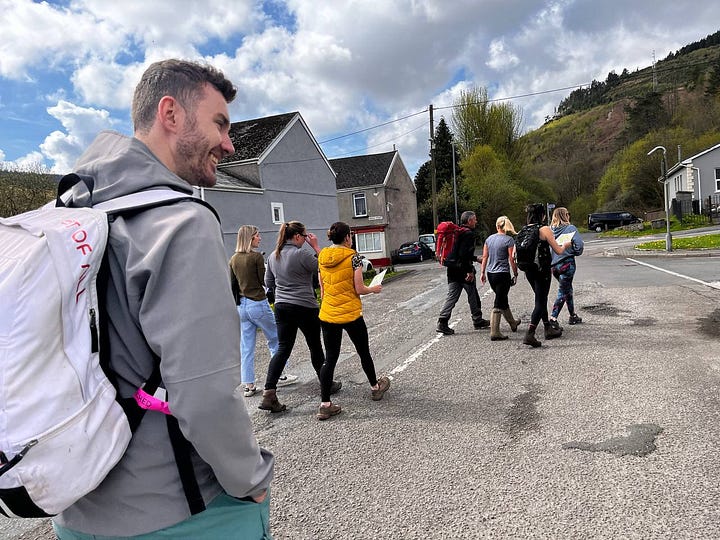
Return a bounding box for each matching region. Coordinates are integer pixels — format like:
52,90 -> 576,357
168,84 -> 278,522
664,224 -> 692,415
549,207 -> 585,326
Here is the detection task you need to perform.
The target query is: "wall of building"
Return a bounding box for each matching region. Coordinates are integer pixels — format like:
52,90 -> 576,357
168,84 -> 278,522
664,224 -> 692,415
202,120 -> 339,258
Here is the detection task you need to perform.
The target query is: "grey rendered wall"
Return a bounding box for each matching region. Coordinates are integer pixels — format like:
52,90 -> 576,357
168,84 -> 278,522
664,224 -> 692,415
384,159 -> 418,253
204,121 -> 339,258
261,121 -> 339,248
694,150 -> 720,207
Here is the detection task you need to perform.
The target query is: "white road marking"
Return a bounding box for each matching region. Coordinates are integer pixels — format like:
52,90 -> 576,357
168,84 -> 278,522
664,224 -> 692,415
390,283 -> 494,376
627,257 -> 720,290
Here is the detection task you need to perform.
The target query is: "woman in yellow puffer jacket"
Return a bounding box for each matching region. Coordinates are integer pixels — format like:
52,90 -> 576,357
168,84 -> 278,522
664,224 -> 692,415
316,222 -> 390,420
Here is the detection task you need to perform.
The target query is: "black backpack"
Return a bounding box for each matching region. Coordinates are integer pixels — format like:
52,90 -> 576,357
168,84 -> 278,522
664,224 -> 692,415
515,224 -> 541,271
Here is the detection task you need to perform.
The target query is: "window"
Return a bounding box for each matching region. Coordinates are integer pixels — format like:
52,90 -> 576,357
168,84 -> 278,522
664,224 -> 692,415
271,202 -> 284,224
353,193 -> 367,217
715,168 -> 720,191
356,232 -> 382,253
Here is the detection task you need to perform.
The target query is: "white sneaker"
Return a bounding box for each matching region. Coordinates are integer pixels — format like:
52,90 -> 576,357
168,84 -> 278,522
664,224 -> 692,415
277,373 -> 299,387
243,385 -> 259,397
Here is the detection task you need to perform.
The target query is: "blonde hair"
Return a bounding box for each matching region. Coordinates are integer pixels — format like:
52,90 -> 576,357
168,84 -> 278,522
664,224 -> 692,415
496,215 -> 517,235
551,207 -> 571,227
235,225 -> 258,253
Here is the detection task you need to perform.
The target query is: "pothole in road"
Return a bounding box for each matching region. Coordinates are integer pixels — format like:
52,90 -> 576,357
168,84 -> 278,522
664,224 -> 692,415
502,383 -> 543,440
562,423 -> 664,457
698,308 -> 720,338
631,317 -> 656,326
582,302 -> 629,317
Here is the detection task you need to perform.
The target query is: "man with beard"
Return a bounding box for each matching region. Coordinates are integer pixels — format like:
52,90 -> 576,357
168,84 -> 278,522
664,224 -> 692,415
53,60 -> 274,539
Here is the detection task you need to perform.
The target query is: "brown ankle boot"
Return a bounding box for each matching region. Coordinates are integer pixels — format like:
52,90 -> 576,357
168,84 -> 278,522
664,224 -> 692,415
523,326 -> 542,348
258,389 -> 287,413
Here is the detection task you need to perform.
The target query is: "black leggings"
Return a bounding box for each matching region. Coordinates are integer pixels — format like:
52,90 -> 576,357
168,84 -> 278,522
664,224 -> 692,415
264,303 -> 325,391
524,268 -> 551,327
487,271 -> 512,310
319,317 -> 377,402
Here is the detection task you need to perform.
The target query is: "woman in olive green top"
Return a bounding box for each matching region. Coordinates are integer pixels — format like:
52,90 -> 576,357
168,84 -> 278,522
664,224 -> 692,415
230,225 -> 297,397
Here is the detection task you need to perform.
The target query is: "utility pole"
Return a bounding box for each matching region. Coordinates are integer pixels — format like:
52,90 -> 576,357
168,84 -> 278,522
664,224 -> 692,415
647,145 -> 672,252
451,140 -> 458,224
429,104 -> 437,231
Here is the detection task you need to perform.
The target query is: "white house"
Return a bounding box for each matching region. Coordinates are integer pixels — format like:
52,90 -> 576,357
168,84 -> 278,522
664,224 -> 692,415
666,142 -> 720,212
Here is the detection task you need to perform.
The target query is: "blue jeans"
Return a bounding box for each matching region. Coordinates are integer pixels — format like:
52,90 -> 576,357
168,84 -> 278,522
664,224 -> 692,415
238,298 -> 279,385
551,259 -> 576,318
53,492 -> 272,539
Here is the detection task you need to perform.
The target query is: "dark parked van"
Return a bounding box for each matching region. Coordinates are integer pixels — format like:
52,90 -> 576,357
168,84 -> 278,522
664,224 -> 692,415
587,211 -> 642,232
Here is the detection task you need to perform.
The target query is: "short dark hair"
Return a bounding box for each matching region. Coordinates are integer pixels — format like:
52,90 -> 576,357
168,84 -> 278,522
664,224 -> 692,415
327,222 -> 351,245
132,59 -> 237,134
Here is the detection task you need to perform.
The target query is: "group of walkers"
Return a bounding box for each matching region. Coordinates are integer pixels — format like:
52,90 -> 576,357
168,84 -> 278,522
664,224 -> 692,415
229,220 -> 390,422
437,204 -> 584,348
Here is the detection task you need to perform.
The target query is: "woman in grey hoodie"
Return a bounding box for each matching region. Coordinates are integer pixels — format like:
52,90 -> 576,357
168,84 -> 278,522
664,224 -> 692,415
549,207 -> 585,326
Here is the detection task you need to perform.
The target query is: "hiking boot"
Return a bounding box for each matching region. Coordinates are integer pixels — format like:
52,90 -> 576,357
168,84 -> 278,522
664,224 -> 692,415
316,403 -> 342,421
330,380 -> 342,394
371,376 -> 391,401
258,390 -> 287,413
544,321 -> 563,340
473,318 -> 490,329
502,309 -> 521,332
569,313 -> 583,325
436,318 -> 454,335
243,385 -> 258,398
277,373 -> 299,387
523,328 -> 542,348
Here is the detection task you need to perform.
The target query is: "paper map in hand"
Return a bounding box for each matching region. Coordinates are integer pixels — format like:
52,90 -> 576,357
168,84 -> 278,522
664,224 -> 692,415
556,231 -> 576,245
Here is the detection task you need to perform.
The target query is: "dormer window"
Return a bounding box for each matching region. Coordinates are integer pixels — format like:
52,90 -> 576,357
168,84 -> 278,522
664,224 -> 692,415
353,193 -> 367,217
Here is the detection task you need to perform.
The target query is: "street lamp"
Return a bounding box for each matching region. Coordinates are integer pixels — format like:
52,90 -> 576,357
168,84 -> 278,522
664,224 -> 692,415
450,140 -> 459,223
647,145 -> 672,252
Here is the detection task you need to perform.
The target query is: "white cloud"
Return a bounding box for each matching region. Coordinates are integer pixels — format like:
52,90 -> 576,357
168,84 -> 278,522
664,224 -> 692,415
40,101 -> 117,172
1,0 -> 719,179
486,39 -> 520,70
13,151 -> 46,171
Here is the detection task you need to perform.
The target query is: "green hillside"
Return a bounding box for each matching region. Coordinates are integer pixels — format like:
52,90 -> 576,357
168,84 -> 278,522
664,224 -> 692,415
522,30 -> 720,221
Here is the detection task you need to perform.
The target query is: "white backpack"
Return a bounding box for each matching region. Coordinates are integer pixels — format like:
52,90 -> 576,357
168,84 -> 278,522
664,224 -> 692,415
0,184 -> 191,518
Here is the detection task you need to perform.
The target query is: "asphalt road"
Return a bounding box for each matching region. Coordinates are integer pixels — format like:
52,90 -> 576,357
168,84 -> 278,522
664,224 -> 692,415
5,229 -> 720,539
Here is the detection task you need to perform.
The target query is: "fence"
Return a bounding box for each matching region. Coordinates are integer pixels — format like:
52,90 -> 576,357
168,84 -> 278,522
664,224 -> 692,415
669,194 -> 720,226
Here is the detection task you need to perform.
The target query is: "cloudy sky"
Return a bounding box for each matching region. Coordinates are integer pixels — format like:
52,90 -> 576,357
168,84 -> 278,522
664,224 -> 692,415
0,0 -> 718,179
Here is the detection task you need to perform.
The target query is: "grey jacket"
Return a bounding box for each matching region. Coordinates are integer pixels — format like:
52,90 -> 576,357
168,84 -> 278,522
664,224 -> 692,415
54,131 -> 274,536
265,242 -> 320,309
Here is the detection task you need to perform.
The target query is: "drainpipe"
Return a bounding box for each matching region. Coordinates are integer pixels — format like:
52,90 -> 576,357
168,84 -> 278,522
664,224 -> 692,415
692,167 -> 702,213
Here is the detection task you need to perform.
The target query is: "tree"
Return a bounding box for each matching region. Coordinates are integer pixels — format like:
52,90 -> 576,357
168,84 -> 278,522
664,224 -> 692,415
414,119 -> 458,232
450,86 -> 524,161
460,145 -> 528,237
625,92 -> 669,143
0,165 -> 56,217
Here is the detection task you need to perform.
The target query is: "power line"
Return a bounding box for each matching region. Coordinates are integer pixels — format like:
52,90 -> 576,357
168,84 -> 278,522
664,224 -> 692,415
330,122 -> 427,159
317,57 -> 719,148
318,109 -> 427,144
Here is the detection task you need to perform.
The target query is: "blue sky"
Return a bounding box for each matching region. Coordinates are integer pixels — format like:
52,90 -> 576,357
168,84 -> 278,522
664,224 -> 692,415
0,0 -> 718,178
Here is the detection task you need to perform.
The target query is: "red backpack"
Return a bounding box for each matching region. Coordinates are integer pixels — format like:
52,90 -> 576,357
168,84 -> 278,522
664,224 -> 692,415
435,221 -> 468,267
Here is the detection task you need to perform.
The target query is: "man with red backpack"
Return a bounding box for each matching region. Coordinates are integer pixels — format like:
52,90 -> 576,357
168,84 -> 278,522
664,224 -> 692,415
436,211 -> 489,335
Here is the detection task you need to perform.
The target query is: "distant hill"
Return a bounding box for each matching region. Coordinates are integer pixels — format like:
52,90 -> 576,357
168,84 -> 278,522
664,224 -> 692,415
522,29 -> 720,219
